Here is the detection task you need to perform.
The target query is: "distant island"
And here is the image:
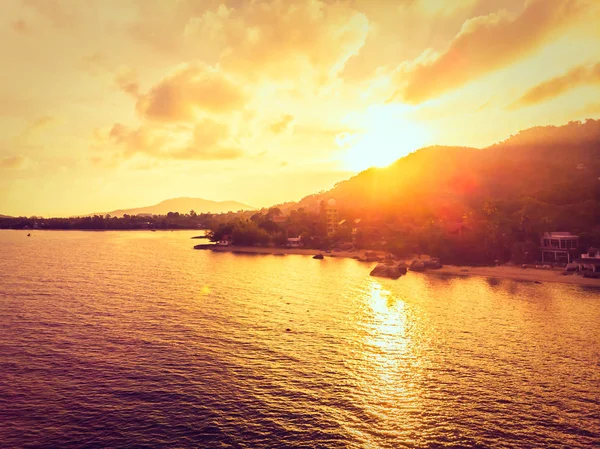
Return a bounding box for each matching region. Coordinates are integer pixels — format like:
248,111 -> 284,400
3,120 -> 599,267
0,197 -> 253,231
84,197 -> 254,217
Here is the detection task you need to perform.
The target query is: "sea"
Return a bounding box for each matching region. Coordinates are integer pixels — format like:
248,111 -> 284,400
1,230 -> 599,448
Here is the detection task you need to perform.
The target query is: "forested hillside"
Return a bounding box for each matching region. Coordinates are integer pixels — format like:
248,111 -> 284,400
283,120 -> 600,263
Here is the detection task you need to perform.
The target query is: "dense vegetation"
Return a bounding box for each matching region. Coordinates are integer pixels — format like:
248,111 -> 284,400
274,120 -> 600,264
0,211 -> 242,231
3,120 -> 599,265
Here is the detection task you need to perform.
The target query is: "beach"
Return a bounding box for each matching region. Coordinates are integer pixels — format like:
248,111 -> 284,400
431,264 -> 600,287
195,244 -> 600,287
197,244 -> 369,259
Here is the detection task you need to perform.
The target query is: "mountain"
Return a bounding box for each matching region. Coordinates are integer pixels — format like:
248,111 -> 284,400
90,197 -> 254,217
269,119 -> 600,263
287,119 -> 600,220
0,214 -> 12,218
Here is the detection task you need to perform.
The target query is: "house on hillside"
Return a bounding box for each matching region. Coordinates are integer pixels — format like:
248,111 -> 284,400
321,199 -> 339,237
287,237 -> 303,248
351,219 -> 362,239
540,232 -> 579,264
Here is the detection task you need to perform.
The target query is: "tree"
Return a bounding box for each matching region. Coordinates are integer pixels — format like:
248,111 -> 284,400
266,207 -> 282,220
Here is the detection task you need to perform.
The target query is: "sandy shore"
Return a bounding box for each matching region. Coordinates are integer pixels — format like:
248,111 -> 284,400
196,244 -> 372,259
195,244 -> 600,287
431,265 -> 600,287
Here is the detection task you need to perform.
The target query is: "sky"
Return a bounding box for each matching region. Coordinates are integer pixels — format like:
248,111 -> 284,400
1,0 -> 599,217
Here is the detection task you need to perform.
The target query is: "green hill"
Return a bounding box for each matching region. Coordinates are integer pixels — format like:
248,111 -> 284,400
285,119 -> 600,263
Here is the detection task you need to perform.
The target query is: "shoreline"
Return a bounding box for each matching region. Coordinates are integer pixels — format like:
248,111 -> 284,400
430,265 -> 600,287
196,244 -> 600,287
196,244 -> 371,259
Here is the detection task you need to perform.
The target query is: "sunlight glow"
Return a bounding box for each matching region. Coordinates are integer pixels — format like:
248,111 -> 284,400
341,106 -> 430,172
366,282 -> 407,353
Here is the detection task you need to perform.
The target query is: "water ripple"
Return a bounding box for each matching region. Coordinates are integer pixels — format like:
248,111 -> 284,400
1,230 -> 599,448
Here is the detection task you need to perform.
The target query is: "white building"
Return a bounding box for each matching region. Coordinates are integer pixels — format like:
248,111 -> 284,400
540,232 -> 579,264
287,237 -> 303,248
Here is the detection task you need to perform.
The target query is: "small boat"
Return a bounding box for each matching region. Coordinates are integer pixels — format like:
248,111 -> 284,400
313,254 -> 324,259
27,233 -> 31,237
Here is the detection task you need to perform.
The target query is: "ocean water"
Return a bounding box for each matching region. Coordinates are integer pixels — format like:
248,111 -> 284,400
1,230 -> 599,448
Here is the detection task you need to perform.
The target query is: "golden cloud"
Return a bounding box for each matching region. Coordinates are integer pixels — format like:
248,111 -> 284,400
106,118 -> 242,161
22,0 -> 74,28
185,0 -> 369,80
395,0 -> 584,104
514,62 -> 600,107
21,115 -> 58,139
114,68 -> 140,98
170,119 -> 243,160
136,64 -> 246,122
11,19 -> 30,34
270,114 -> 294,134
108,123 -> 164,157
0,155 -> 26,169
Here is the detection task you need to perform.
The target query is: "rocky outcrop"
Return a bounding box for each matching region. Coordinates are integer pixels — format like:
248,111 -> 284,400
423,258 -> 442,269
409,260 -> 426,272
409,258 -> 442,271
360,251 -> 384,262
370,262 -> 407,279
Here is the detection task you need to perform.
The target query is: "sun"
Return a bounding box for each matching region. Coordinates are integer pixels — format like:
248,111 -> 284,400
340,106 -> 430,172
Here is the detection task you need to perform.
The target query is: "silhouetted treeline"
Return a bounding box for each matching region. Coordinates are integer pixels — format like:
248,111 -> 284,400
207,207 -> 335,249
0,210 -> 253,231
271,120 -> 600,264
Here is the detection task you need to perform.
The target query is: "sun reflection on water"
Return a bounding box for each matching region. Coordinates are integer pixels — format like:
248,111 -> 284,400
362,281 -> 412,390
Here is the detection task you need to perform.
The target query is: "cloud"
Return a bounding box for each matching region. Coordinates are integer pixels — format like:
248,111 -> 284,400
107,123 -> 166,158
394,0 -> 585,104
184,0 -> 369,81
172,145 -> 242,161
136,64 -> 246,122
105,118 -> 243,161
513,62 -> 600,107
114,67 -> 140,98
80,52 -> 110,76
0,155 -> 26,169
270,114 -> 294,134
22,0 -> 74,28
11,19 -> 30,34
21,115 -> 58,138
171,119 -> 243,160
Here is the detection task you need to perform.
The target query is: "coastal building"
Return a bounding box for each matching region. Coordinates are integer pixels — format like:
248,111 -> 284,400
321,199 -> 339,237
287,237 -> 303,248
540,232 -> 579,264
218,234 -> 232,246
575,247 -> 600,277
351,219 -> 362,243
